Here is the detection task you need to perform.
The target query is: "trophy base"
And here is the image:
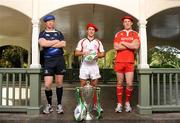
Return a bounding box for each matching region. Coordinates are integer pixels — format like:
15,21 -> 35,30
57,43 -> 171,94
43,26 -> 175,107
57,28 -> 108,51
85,112 -> 93,120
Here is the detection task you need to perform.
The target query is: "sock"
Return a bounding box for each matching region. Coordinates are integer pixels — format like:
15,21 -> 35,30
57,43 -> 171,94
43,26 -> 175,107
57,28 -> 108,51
45,90 -> 52,105
116,85 -> 123,104
125,87 -> 133,103
93,91 -> 97,105
56,87 -> 63,105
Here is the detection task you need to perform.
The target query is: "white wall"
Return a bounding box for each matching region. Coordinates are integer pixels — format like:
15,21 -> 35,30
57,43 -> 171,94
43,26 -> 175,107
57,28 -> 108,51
0,0 -> 32,18
1,0 -> 180,21
39,0 -> 140,19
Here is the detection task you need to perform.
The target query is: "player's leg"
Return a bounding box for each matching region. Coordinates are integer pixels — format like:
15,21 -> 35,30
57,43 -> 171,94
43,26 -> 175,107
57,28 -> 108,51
90,65 -> 103,112
43,76 -> 54,114
124,63 -> 134,112
115,72 -> 124,112
55,56 -> 66,114
43,58 -> 55,114
55,74 -> 64,114
114,62 -> 124,112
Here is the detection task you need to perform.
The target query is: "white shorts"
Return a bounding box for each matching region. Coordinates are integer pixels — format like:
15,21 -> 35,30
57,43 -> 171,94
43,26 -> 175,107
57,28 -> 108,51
79,64 -> 101,80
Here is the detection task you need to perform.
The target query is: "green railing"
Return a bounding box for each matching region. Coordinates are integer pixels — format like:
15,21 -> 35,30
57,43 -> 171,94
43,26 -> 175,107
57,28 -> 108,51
0,68 -> 42,115
0,68 -> 180,115
137,68 -> 180,114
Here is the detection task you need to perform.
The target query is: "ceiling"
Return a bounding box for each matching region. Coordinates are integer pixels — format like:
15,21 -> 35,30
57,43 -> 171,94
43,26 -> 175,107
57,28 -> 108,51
0,4 -> 180,53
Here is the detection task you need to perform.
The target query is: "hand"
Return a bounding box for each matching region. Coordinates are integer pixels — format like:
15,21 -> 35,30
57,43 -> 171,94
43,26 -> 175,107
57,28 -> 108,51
82,51 -> 90,56
60,41 -> 66,47
52,40 -> 66,48
121,42 -> 126,45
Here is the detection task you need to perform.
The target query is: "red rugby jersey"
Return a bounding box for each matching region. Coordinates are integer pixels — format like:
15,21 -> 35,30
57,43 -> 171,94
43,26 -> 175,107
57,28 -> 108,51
114,29 -> 140,63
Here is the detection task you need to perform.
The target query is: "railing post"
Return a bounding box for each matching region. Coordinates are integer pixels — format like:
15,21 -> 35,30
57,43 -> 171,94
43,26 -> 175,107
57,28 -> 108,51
27,68 -> 42,115
0,73 -> 2,106
137,69 -> 152,114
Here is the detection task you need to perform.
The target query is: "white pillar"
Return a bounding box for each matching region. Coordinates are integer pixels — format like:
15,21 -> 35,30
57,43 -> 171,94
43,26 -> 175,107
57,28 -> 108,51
30,0 -> 41,68
30,20 -> 41,68
138,20 -> 149,68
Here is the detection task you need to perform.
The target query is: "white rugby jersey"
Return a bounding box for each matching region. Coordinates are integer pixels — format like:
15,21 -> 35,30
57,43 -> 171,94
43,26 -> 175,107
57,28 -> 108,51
76,38 -> 104,65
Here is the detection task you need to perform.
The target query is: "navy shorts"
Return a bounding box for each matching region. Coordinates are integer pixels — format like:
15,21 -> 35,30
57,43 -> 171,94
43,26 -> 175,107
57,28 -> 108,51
43,55 -> 66,76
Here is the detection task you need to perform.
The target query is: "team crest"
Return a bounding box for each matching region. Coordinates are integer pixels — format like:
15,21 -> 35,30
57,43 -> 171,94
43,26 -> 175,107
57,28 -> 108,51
44,70 -> 49,74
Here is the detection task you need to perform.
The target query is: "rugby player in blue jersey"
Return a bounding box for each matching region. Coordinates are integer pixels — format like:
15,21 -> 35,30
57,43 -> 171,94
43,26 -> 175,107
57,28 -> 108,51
39,15 -> 66,114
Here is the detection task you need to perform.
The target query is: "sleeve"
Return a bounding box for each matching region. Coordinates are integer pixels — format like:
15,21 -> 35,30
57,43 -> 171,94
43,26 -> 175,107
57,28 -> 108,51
58,31 -> 65,41
133,31 -> 140,44
134,31 -> 140,40
39,31 -> 45,39
76,39 -> 84,51
98,41 -> 105,53
114,32 -> 120,44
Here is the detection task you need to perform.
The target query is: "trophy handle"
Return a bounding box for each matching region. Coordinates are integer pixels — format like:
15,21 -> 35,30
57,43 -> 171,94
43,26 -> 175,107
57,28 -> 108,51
96,87 -> 102,119
75,87 -> 83,104
75,87 -> 86,107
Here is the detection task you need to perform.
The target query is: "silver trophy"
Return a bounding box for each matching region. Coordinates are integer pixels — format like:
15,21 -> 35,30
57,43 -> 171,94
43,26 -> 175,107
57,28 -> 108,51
74,81 -> 102,121
81,81 -> 95,120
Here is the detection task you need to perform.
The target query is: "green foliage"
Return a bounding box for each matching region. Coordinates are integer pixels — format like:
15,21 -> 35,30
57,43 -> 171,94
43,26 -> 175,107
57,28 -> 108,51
98,49 -> 115,68
0,45 -> 28,68
148,46 -> 180,68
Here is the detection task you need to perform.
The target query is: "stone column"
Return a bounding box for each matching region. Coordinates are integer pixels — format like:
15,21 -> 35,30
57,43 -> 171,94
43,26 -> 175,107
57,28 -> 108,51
30,20 -> 41,68
30,0 -> 41,68
138,20 -> 149,68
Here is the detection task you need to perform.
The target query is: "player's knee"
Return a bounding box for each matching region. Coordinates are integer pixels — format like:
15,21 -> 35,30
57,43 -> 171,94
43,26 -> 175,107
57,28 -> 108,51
45,86 -> 51,90
126,83 -> 133,89
80,80 -> 86,87
117,81 -> 123,86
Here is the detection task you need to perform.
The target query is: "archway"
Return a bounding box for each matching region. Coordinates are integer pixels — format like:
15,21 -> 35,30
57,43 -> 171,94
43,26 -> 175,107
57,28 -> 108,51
39,4 -> 139,68
147,7 -> 180,68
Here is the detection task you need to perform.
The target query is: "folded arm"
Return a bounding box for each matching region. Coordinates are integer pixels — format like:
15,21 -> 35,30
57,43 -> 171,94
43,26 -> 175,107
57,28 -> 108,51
74,50 -> 89,57
114,42 -> 127,51
39,38 -> 66,48
52,40 -> 66,48
121,39 -> 140,50
39,38 -> 59,47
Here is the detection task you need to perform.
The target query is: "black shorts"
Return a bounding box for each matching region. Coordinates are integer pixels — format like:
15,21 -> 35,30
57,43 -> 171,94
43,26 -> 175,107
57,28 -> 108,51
43,55 -> 66,76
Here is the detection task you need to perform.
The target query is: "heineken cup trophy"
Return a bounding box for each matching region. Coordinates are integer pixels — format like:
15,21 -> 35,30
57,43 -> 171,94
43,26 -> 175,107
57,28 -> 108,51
81,82 -> 94,120
74,81 -> 102,121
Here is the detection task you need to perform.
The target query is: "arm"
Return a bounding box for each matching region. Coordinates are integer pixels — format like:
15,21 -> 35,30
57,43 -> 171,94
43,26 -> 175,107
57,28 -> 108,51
97,52 -> 105,58
121,39 -> 140,50
114,42 -> 127,51
39,38 -> 59,47
74,50 -> 89,57
52,40 -> 66,48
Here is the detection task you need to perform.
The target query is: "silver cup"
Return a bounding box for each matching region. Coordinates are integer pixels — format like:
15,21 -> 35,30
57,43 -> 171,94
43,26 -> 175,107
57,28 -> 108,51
81,82 -> 95,120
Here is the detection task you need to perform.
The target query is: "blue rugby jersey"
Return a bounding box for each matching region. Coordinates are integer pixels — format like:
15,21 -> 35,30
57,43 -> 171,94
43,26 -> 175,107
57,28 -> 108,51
39,29 -> 65,58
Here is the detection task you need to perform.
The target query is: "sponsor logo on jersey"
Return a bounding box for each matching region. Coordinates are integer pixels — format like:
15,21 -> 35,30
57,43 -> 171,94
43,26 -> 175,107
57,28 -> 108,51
54,33 -> 58,37
120,37 -> 133,41
45,69 -> 49,74
45,34 -> 50,37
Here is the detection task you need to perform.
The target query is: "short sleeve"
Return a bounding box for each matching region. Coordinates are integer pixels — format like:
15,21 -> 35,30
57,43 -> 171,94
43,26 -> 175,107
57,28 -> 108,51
98,41 -> 105,53
39,31 -> 45,39
76,39 -> 85,51
57,31 -> 64,41
114,32 -> 120,44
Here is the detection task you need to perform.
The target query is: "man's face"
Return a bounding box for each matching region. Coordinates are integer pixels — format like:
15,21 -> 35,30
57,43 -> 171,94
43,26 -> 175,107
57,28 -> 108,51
123,19 -> 133,30
87,27 -> 95,37
45,20 -> 55,30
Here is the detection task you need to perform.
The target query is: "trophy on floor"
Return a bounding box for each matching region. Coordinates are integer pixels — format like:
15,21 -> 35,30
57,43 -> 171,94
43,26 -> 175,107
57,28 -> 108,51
74,81 -> 102,121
